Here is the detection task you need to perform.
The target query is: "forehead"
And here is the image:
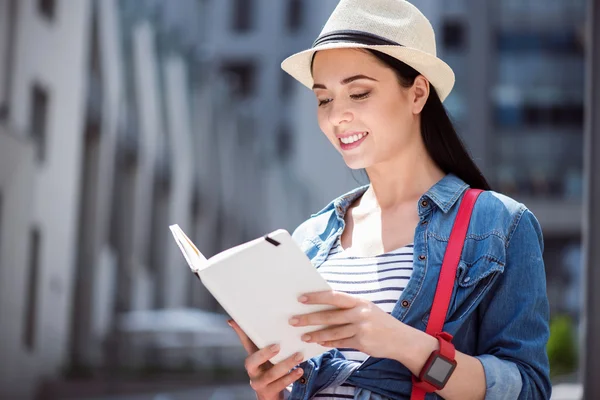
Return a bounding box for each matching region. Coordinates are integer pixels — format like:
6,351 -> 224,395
312,48 -> 386,80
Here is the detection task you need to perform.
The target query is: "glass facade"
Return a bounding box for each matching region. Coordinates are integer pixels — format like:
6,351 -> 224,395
491,0 -> 586,199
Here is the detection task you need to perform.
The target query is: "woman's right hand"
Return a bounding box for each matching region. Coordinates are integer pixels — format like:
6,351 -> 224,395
228,319 -> 304,400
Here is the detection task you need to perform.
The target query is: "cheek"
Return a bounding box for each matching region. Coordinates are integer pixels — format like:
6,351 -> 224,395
367,97 -> 412,146
379,94 -> 411,129
378,94 -> 407,123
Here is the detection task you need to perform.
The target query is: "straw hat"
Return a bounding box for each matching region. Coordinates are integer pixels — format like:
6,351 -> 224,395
281,0 -> 455,101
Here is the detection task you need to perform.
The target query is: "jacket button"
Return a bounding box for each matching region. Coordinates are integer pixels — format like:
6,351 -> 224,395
419,255 -> 426,261
421,200 -> 428,208
421,220 -> 428,225
401,300 -> 410,307
299,377 -> 307,384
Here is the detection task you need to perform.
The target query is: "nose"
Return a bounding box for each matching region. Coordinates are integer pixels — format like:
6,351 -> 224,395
328,99 -> 353,127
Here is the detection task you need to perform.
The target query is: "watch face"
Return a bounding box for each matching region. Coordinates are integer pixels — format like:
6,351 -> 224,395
425,356 -> 456,387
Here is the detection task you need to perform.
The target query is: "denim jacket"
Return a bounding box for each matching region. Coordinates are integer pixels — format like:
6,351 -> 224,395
288,174 -> 551,400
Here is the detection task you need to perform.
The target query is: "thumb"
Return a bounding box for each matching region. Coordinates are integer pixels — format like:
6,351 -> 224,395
228,319 -> 259,355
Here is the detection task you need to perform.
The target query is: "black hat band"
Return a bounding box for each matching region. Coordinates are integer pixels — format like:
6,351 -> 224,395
312,30 -> 403,48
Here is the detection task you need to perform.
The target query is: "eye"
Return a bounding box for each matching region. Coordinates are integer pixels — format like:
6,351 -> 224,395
318,98 -> 332,107
350,92 -> 371,100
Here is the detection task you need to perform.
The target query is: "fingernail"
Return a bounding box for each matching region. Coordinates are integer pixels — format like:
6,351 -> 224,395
296,368 -> 303,375
289,317 -> 299,326
294,353 -> 303,362
298,295 -> 308,303
269,344 -> 280,352
227,319 -> 233,327
301,334 -> 311,342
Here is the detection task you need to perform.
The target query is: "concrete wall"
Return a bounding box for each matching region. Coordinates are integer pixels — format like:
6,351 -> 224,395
3,0 -> 92,393
162,55 -> 194,308
0,129 -> 37,398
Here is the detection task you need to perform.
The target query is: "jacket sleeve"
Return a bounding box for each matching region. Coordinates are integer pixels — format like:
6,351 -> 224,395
474,209 -> 552,400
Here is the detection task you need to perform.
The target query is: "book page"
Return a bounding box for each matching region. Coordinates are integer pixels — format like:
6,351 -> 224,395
169,224 -> 209,272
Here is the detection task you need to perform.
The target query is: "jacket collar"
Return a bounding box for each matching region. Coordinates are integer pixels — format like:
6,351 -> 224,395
313,174 -> 470,219
422,173 -> 470,213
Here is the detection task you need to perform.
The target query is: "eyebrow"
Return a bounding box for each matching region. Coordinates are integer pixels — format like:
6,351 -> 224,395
312,74 -> 378,90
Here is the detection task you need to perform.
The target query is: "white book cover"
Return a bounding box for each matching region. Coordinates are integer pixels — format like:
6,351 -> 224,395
169,224 -> 335,364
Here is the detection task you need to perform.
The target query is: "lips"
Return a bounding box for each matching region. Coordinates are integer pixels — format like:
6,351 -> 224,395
338,131 -> 369,150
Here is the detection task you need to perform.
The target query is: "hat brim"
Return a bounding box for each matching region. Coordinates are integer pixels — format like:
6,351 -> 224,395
281,43 -> 455,102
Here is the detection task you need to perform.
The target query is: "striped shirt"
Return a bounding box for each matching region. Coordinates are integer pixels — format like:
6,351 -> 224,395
313,237 -> 414,399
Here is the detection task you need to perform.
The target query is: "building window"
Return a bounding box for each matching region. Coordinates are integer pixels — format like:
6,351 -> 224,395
287,0 -> 304,32
231,0 -> 254,32
221,61 -> 256,98
442,19 -> 466,50
30,83 -> 49,163
494,102 -> 584,128
23,228 -> 41,351
38,0 -> 56,20
496,31 -> 583,54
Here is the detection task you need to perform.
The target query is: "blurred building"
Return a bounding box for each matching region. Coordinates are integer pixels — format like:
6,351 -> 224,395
201,0 -> 360,232
421,0 -> 587,318
0,0 -> 94,397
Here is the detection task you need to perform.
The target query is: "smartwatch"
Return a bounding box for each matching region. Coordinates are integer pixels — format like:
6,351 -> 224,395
412,332 -> 457,392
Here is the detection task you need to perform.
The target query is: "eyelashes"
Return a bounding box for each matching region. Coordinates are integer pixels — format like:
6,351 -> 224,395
318,91 -> 372,107
350,92 -> 371,100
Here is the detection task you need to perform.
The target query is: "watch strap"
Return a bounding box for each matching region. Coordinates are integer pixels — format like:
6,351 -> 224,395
412,332 -> 456,392
436,332 -> 455,360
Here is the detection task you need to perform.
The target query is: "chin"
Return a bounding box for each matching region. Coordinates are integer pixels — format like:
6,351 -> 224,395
343,157 -> 372,170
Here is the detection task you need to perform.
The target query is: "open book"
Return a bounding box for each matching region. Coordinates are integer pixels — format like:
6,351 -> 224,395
169,225 -> 335,364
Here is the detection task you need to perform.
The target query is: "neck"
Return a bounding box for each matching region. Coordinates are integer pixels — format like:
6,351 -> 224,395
361,139 -> 445,211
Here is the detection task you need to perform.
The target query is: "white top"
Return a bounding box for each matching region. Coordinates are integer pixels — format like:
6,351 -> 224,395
313,237 -> 415,399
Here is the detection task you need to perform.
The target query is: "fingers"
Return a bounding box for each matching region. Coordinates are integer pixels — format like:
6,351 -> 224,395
298,290 -> 357,309
249,352 -> 305,396
228,319 -> 259,355
289,308 -> 354,327
230,320 -> 306,398
300,324 -> 355,345
259,352 -> 304,384
255,366 -> 304,398
244,343 -> 281,378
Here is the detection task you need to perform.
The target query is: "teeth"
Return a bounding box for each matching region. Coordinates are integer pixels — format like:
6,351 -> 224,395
340,132 -> 367,144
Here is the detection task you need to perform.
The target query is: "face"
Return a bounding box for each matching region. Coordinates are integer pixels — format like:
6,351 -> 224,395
311,48 -> 428,170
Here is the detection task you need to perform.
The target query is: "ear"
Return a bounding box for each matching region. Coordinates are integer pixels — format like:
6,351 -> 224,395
411,75 -> 430,114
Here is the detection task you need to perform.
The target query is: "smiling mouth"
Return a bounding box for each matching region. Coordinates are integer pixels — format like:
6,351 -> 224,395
339,132 -> 368,144
338,132 -> 369,150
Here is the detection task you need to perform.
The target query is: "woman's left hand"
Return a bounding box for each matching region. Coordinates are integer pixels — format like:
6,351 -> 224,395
288,290 -> 404,359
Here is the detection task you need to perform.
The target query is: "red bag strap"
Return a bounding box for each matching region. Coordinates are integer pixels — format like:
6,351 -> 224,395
411,188 -> 483,400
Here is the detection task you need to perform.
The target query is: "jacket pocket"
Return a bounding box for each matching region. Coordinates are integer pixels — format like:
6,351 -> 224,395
421,236 -> 506,328
450,254 -> 504,321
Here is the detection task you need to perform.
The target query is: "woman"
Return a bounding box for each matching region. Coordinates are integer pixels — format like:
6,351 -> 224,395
228,0 -> 551,399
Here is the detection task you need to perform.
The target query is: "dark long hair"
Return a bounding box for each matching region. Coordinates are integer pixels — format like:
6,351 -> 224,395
311,49 -> 491,191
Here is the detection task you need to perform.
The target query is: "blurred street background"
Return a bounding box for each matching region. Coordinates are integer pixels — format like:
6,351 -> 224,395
0,0 -> 595,399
